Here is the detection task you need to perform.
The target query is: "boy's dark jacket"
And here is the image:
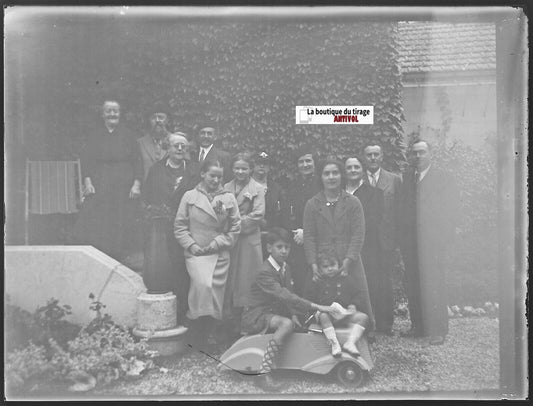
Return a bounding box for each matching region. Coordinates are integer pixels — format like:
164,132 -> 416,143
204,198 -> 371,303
303,273 -> 365,311
243,259 -> 315,321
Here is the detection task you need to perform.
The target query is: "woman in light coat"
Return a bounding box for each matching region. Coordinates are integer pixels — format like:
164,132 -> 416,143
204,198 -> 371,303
303,157 -> 375,331
223,152 -> 266,338
175,159 -> 241,349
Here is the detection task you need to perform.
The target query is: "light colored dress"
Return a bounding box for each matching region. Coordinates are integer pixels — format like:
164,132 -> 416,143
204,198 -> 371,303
224,178 -> 266,308
174,184 -> 241,320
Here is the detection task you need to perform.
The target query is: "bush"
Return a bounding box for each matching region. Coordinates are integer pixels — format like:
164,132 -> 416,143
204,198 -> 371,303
5,295 -> 158,395
5,297 -> 81,354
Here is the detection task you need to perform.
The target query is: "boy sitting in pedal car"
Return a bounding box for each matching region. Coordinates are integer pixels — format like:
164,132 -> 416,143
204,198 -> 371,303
241,227 -> 334,390
303,248 -> 370,357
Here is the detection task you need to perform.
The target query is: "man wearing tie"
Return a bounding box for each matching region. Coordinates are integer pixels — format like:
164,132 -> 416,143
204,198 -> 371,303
194,119 -> 231,182
398,139 -> 459,345
362,140 -> 401,336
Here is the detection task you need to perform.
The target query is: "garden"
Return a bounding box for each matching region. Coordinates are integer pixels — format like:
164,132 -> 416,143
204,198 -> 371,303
5,293 -> 499,399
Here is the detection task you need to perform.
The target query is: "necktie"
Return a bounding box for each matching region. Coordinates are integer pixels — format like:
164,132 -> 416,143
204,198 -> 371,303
280,264 -> 286,283
199,148 -> 206,162
370,174 -> 376,187
415,171 -> 421,183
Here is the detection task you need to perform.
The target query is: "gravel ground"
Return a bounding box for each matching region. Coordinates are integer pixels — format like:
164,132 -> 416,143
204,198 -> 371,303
88,316 -> 499,400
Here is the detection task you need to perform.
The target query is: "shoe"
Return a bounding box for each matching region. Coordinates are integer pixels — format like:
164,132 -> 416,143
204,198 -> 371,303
428,335 -> 445,345
342,341 -> 360,357
328,339 -> 342,358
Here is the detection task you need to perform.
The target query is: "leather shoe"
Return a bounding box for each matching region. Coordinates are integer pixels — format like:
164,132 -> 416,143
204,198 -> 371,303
428,335 -> 445,345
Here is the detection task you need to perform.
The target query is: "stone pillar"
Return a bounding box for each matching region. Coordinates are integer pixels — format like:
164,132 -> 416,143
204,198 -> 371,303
133,292 -> 188,356
134,215 -> 188,356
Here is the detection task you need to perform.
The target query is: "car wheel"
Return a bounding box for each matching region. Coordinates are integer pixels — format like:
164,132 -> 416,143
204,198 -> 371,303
335,361 -> 365,388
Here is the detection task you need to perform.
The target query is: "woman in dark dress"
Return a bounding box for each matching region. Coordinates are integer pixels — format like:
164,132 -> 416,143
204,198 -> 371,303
72,100 -> 143,262
251,151 -> 286,258
345,155 -> 384,334
281,146 -> 321,295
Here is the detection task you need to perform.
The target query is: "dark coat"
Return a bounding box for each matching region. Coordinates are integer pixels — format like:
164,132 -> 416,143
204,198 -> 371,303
366,169 -> 401,252
303,190 -> 374,329
352,182 -> 391,332
282,175 -> 321,230
280,174 -> 321,295
303,273 -> 366,311
352,182 -> 384,263
72,123 -> 142,260
398,166 -> 459,252
241,260 -> 314,334
137,133 -> 169,182
398,165 -> 460,337
141,158 -> 200,310
142,159 -> 200,220
192,145 -> 232,183
262,179 -> 286,230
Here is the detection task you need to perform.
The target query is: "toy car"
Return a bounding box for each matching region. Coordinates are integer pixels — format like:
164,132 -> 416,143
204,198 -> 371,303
218,324 -> 373,388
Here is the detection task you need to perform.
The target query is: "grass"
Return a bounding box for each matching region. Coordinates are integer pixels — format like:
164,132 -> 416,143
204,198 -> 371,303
84,315 -> 499,399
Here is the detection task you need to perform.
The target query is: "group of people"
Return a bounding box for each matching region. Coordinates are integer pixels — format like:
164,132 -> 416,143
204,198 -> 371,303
71,99 -> 459,389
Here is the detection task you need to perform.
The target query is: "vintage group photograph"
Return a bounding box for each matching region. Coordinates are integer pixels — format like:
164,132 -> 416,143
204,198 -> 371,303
3,5 -> 528,401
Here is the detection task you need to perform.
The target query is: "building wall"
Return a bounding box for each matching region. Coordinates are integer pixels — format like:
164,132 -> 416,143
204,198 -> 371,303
401,82 -> 497,149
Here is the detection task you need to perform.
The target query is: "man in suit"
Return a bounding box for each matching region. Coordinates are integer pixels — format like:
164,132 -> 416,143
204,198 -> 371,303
137,102 -> 172,182
193,120 -> 232,182
362,140 -> 401,335
398,139 -> 459,345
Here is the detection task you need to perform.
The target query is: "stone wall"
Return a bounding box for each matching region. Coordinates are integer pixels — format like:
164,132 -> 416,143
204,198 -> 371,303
5,246 -> 146,327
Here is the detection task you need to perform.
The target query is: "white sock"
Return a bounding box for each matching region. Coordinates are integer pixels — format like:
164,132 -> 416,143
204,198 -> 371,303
323,326 -> 338,341
348,324 -> 365,344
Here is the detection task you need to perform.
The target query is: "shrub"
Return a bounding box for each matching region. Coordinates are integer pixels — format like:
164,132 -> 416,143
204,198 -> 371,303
5,297 -> 81,354
5,296 -> 158,394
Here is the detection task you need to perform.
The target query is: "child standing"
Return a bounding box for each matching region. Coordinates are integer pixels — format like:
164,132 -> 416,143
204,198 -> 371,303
241,227 -> 334,390
304,248 -> 370,357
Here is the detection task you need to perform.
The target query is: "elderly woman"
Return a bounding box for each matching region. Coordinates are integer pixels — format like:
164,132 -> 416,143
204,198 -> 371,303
174,159 -> 241,349
223,152 -> 266,338
303,157 -> 375,331
141,133 -> 200,318
72,99 -> 142,262
345,155 -> 386,334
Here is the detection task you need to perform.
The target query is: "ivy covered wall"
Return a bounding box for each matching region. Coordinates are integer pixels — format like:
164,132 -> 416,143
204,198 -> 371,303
127,21 -> 405,179
5,15 -> 405,242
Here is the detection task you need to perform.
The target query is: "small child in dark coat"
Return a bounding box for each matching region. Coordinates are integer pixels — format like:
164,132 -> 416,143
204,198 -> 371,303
241,227 -> 334,390
304,248 -> 370,357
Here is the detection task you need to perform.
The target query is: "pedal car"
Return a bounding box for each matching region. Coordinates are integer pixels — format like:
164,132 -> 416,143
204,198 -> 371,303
218,324 -> 373,388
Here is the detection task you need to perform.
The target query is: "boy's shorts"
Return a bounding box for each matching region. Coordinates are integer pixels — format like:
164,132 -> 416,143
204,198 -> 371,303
241,307 -> 278,335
